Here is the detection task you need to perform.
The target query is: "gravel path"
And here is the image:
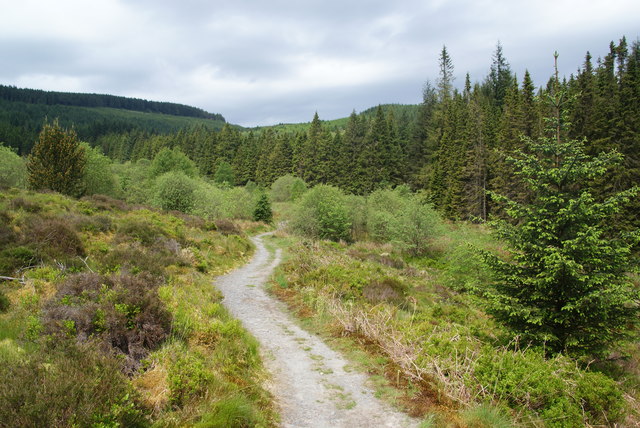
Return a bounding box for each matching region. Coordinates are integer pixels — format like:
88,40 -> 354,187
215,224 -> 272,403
215,232 -> 418,428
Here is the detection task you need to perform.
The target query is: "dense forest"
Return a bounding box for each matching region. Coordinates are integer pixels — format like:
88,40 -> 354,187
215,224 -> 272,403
0,86 -> 227,155
45,37 -> 634,230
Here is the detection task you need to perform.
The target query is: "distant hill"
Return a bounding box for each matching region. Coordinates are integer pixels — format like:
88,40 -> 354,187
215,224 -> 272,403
0,85 -> 224,121
0,85 -> 227,154
247,104 -> 420,134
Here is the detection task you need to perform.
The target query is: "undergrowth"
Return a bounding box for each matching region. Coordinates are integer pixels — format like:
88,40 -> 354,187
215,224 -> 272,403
267,227 -> 632,427
0,189 -> 276,427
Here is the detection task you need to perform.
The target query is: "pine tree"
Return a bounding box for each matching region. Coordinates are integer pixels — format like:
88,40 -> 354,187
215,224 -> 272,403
253,193 -> 273,223
480,54 -> 640,356
27,120 -> 86,196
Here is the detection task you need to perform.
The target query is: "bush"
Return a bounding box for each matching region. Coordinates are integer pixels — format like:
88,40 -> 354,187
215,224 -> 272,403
153,171 -> 196,213
0,246 -> 36,275
80,143 -> 119,197
43,272 -> 172,374
25,217 -> 85,261
270,174 -> 307,202
0,145 -> 27,189
367,187 -> 441,255
149,147 -> 198,178
0,341 -> 147,427
290,184 -> 352,242
473,347 -> 624,426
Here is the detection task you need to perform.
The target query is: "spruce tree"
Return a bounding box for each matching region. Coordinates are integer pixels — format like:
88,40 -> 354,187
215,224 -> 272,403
480,54 -> 640,357
27,120 -> 86,197
253,193 -> 273,224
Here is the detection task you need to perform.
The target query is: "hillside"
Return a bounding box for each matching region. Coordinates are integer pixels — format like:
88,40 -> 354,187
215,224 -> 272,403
0,85 -> 227,154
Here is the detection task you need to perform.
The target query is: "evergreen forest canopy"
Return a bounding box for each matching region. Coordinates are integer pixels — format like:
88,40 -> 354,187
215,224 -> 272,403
1,36 -> 639,229
0,85 -> 227,155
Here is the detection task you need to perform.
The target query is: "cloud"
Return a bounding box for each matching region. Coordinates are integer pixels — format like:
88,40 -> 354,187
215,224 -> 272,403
1,0 -> 639,126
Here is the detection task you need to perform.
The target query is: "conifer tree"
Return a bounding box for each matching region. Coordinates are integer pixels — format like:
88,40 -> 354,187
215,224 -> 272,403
253,193 -> 273,223
480,54 -> 640,356
27,120 -> 86,196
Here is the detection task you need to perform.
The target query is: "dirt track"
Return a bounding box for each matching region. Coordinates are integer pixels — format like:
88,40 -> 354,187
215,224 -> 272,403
215,232 -> 417,428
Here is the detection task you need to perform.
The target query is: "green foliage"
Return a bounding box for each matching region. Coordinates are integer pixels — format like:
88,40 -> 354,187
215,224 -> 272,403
290,184 -> 352,242
213,160 -> 235,186
153,171 -> 197,213
481,68 -> 640,356
80,143 -> 119,197
0,289 -> 10,312
473,347 -> 624,426
367,187 -> 442,255
0,145 -> 27,189
0,342 -> 147,427
253,193 -> 273,223
27,120 -> 86,196
195,395 -> 267,427
270,174 -> 307,202
150,147 -> 198,178
167,352 -> 213,407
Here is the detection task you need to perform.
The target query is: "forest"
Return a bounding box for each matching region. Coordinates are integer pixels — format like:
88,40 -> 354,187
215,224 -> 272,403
0,36 -> 639,427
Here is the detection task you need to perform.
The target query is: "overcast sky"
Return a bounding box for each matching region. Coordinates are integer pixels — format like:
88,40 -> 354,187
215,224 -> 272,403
1,0 -> 638,126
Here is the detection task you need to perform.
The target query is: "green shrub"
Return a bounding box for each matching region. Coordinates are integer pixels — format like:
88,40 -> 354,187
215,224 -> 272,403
0,145 -> 27,189
472,347 -> 624,426
270,174 -> 307,202
150,147 -> 198,178
290,184 -> 352,242
167,353 -> 213,407
0,341 -> 147,427
367,187 -> 441,255
153,171 -> 197,213
0,246 -> 36,276
80,143 -> 119,197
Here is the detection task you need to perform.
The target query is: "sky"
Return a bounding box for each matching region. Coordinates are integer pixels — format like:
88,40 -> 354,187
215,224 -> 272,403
1,0 -> 638,127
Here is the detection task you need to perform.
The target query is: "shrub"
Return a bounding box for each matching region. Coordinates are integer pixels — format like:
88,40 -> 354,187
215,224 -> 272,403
214,219 -> 242,236
473,347 -> 624,426
25,217 -> 85,261
153,171 -> 197,213
0,289 -> 10,313
290,184 -> 352,242
167,353 -> 213,407
0,341 -> 147,427
0,145 -> 27,189
367,187 -> 441,255
0,246 -> 36,275
80,143 -> 119,197
43,272 -> 172,374
270,174 -> 307,202
149,147 -> 198,178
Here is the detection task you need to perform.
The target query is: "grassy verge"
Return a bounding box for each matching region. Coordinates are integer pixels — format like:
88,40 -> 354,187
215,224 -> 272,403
265,226 -> 633,427
0,189 -> 276,427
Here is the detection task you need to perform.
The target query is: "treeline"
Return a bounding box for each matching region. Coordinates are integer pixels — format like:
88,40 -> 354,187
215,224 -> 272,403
0,97 -> 226,155
0,84 -> 225,120
92,36 -> 639,228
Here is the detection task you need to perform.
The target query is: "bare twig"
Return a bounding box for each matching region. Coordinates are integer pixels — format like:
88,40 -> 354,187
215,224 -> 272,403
0,275 -> 25,284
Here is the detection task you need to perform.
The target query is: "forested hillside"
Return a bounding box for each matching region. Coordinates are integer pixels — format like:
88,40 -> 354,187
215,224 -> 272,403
0,85 -> 226,155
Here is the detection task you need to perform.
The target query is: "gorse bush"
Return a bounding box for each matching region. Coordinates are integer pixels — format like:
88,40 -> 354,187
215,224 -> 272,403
290,184 -> 352,242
